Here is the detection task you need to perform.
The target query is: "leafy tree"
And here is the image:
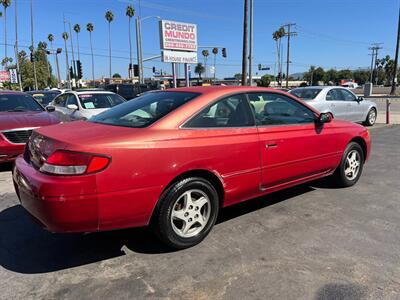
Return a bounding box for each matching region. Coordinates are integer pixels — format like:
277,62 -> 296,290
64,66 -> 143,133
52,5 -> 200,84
73,24 -> 81,61
194,63 -> 205,84
304,66 -> 325,85
325,68 -> 338,85
258,74 -> 274,87
353,70 -> 370,85
112,73 -> 121,78
1,0 -> 11,68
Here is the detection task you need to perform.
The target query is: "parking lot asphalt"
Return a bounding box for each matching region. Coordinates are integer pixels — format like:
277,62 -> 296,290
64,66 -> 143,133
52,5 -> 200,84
0,125 -> 399,300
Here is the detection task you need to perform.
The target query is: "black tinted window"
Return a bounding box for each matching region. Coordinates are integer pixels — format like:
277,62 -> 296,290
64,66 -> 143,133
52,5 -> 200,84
54,94 -> 67,107
91,91 -> 199,128
248,93 -> 315,126
78,93 -> 125,109
185,94 -> 254,128
0,94 -> 44,112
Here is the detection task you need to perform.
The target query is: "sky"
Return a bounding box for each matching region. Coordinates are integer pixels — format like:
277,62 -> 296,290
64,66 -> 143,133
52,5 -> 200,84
0,0 -> 398,80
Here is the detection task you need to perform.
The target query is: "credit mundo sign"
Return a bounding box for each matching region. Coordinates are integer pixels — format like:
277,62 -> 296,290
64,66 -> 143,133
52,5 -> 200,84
159,20 -> 197,52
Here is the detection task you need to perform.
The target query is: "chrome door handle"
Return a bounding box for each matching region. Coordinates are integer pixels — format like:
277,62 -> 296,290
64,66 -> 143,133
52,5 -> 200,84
266,143 -> 278,149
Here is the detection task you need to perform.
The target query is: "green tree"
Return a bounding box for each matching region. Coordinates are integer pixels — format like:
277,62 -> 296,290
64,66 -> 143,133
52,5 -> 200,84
112,73 -> 121,78
325,68 -> 338,85
201,50 -> 209,79
304,66 -> 325,85
258,74 -> 274,87
353,70 -> 370,85
1,0 -> 11,68
105,11 -> 114,78
272,26 -> 285,85
194,63 -> 205,84
86,23 -> 95,83
126,5 -> 135,76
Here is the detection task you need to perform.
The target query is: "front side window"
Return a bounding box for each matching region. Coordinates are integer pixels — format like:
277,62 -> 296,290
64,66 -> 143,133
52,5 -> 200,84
0,94 -> 44,112
78,93 -> 125,109
66,94 -> 79,107
54,94 -> 67,107
185,94 -> 254,128
248,92 -> 316,126
91,91 -> 199,128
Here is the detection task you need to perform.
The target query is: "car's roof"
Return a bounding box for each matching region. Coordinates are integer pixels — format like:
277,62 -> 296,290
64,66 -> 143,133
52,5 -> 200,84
0,90 -> 27,95
164,85 -> 287,95
292,86 -> 346,90
72,90 -> 115,95
26,90 -> 60,94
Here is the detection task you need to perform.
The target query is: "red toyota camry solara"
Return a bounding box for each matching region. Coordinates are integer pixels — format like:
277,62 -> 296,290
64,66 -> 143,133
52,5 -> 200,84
13,86 -> 371,249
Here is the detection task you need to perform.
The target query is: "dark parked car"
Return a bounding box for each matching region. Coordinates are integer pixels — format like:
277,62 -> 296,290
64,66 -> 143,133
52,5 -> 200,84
105,83 -> 152,100
26,90 -> 62,107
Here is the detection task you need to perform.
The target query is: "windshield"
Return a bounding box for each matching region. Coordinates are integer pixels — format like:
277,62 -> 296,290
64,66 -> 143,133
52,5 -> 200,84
90,91 -> 199,128
0,94 -> 44,112
78,93 -> 125,109
30,92 -> 60,106
290,88 -> 322,100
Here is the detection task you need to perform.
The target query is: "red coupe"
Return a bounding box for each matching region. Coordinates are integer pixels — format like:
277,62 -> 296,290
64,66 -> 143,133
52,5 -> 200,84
1,91 -> 60,163
13,87 -> 371,249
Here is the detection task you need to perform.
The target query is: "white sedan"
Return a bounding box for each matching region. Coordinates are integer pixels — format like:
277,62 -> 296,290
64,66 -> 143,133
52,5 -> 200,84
290,86 -> 377,126
47,90 -> 125,122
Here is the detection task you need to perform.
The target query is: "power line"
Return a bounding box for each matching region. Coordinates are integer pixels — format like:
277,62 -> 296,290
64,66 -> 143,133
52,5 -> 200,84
368,42 -> 383,83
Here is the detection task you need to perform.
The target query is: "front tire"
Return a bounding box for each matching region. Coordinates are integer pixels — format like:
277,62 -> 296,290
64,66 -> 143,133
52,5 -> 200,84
332,142 -> 364,187
151,177 -> 219,249
363,108 -> 376,126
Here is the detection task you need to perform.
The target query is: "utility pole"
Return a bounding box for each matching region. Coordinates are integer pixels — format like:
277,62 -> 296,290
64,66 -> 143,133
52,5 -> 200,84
14,0 -> 23,91
68,21 -> 76,86
30,0 -> 38,90
241,0 -> 249,86
391,5 -> 400,95
248,0 -> 253,86
283,23 -> 297,88
369,43 -> 383,84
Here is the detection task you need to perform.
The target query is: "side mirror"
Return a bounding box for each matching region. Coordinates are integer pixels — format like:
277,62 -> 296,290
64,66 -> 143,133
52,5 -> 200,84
357,96 -> 364,102
67,104 -> 78,110
317,112 -> 332,124
46,105 -> 56,112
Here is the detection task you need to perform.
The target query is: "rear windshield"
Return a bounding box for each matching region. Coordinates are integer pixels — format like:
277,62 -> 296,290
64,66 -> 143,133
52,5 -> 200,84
290,88 -> 322,100
30,92 -> 60,106
0,94 -> 44,112
78,93 -> 125,109
90,91 -> 199,128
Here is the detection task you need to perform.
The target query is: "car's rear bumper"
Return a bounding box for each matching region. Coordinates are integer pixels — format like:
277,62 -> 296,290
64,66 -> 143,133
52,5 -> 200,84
13,156 -> 162,233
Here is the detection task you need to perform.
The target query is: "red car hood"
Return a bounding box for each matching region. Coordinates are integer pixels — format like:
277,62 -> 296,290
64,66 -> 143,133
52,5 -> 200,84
0,111 -> 60,131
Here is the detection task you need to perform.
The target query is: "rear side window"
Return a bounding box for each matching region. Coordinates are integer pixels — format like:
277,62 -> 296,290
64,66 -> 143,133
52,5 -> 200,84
91,91 -> 199,128
78,93 -> 125,109
185,94 -> 255,128
290,88 -> 322,100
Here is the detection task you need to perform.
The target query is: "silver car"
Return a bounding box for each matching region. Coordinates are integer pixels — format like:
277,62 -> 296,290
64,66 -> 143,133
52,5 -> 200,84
47,91 -> 125,122
290,86 -> 377,126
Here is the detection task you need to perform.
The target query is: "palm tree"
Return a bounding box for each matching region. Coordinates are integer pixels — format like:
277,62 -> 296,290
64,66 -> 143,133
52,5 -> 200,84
73,24 -> 81,61
86,23 -> 95,83
212,47 -> 218,83
201,50 -> 209,80
62,31 -> 71,88
126,5 -> 135,78
105,11 -> 114,78
272,27 -> 285,86
1,0 -> 11,68
194,63 -> 205,84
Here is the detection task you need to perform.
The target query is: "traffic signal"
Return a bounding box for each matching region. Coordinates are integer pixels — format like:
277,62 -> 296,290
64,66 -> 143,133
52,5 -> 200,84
133,64 -> 139,77
56,48 -> 62,54
152,66 -> 156,73
222,48 -> 227,58
30,52 -> 35,62
258,64 -> 261,71
69,66 -> 74,79
77,60 -> 83,79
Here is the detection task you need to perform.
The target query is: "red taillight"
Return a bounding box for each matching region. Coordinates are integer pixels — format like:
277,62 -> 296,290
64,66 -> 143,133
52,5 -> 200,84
40,150 -> 110,175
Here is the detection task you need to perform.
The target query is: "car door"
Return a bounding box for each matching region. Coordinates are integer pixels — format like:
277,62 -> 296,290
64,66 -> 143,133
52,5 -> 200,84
51,94 -> 69,122
248,92 -> 340,190
325,89 -> 348,120
65,94 -> 82,121
339,88 -> 363,121
183,93 -> 261,206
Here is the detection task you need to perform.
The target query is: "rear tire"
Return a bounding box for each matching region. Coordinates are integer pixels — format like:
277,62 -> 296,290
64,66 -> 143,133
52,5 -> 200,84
151,177 -> 219,249
331,142 -> 364,187
363,108 -> 376,126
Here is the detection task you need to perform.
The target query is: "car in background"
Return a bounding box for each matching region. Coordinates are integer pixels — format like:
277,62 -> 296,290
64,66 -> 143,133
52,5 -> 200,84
26,90 -> 62,107
290,86 -> 377,126
105,83 -> 152,100
0,91 -> 59,163
47,90 -> 125,122
13,86 -> 371,249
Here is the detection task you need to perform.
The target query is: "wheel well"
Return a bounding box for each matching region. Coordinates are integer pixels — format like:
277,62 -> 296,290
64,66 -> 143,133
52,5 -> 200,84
162,170 -> 225,207
350,137 -> 367,162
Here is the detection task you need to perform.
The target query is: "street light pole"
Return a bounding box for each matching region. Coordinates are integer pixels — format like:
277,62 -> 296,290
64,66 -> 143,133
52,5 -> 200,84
248,0 -> 253,86
14,0 -> 23,91
241,0 -> 249,86
391,5 -> 400,95
30,0 -> 38,90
